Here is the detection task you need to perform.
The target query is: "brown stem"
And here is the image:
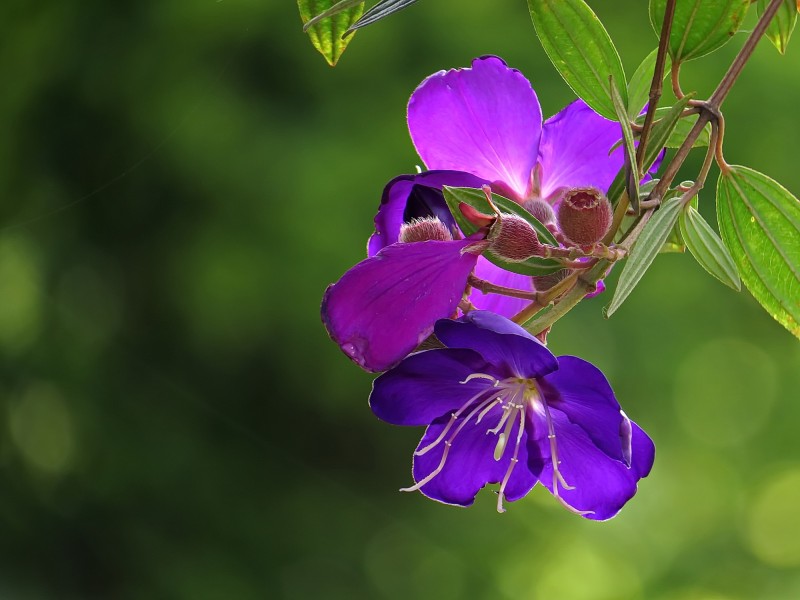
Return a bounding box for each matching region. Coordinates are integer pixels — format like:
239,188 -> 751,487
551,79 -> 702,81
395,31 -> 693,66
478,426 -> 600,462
468,275 -> 539,300
709,0 -> 784,109
671,61 -> 685,99
636,0 -> 677,174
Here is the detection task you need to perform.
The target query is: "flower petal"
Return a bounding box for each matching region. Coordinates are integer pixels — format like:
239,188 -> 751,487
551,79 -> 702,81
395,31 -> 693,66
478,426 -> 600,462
538,99 -> 626,199
434,311 -> 558,379
468,257 -> 535,318
630,420 -> 655,479
321,239 -> 483,372
539,356 -> 626,463
369,348 -> 501,426
527,408 -> 642,521
368,170 -> 488,257
408,56 -> 542,200
412,405 -> 537,506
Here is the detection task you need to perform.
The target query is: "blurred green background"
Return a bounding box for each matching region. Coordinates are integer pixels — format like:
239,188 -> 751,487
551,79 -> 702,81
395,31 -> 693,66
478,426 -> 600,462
1,1 -> 799,598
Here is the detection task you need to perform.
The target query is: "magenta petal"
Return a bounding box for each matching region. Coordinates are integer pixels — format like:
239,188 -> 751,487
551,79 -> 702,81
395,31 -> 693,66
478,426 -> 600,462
412,405 -> 537,506
321,239 -> 482,372
408,56 -> 542,200
434,311 -> 558,379
538,99 -> 625,199
539,356 -> 626,463
468,257 -> 534,318
369,348 -> 501,426
368,170 -> 488,257
528,408 -> 640,521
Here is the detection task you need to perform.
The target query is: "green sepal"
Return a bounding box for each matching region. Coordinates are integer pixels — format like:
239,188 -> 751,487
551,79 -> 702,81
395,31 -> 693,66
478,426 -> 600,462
527,0 -> 627,120
606,196 -> 684,317
680,204 -> 741,289
442,186 -> 561,276
610,77 -> 640,213
716,166 -> 800,339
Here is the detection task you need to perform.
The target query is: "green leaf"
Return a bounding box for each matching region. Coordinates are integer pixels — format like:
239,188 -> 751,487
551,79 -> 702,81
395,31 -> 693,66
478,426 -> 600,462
442,186 -> 561,276
634,107 -> 712,148
348,0 -> 419,33
298,0 -> 364,66
679,204 -> 741,289
627,48 -> 672,119
716,166 -> 800,339
606,197 -> 684,316
649,0 -> 751,63
610,77 -> 640,213
528,0 -> 627,120
758,0 -> 797,54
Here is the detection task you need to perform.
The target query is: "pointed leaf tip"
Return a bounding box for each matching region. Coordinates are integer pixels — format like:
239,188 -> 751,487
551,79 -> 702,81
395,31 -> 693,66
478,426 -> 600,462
298,0 -> 364,66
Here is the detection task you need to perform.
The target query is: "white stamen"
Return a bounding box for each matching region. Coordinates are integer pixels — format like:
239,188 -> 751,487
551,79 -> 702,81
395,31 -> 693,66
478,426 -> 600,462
493,433 -> 507,461
414,385 -> 495,456
475,398 -> 500,424
459,373 -> 498,385
497,409 -> 526,513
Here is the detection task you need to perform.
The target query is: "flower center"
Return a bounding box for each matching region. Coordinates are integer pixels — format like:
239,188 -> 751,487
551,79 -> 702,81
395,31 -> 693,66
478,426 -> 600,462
400,372 -> 582,514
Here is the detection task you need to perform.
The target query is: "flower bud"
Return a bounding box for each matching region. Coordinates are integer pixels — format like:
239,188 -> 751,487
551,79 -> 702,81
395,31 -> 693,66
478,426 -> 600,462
488,214 -> 544,262
399,217 -> 453,243
522,198 -> 556,226
556,187 -> 612,245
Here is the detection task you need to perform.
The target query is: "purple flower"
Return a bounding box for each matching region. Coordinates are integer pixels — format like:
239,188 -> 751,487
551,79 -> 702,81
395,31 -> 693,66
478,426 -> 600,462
370,311 -> 655,519
322,56 -> 655,372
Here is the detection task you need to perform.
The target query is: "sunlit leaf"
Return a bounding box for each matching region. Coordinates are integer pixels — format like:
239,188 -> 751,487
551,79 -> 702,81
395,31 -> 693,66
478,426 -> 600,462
298,0 -> 364,66
758,0 -> 797,54
717,166 -> 800,339
442,186 -> 561,276
680,205 -> 741,289
649,0 -> 751,63
348,0 -> 419,33
528,0 -> 627,120
606,197 -> 683,316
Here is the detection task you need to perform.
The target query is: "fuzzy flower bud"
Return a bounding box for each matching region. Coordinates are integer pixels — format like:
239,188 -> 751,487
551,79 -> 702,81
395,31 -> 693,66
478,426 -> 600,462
487,213 -> 544,263
556,187 -> 612,245
522,198 -> 556,226
399,217 -> 453,243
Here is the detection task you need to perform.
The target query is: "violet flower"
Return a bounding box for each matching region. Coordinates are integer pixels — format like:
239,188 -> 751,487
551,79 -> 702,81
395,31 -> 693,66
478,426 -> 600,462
323,56 -> 656,372
370,311 -> 655,519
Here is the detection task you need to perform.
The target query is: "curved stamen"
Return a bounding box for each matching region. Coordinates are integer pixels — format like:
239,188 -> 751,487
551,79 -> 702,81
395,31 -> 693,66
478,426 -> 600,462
541,398 -> 595,517
497,408 -> 526,513
414,386 -> 496,456
459,373 -> 499,385
401,392 -> 503,493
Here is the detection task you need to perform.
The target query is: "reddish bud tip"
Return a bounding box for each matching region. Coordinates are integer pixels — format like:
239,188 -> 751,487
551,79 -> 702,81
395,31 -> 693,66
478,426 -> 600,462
458,202 -> 495,228
522,198 -> 556,226
488,214 -> 543,263
556,187 -> 612,245
399,217 -> 453,243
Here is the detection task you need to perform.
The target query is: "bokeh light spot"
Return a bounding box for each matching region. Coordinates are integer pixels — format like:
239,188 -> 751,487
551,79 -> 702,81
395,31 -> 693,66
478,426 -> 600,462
9,383 -> 75,475
0,234 -> 42,353
674,338 -> 777,447
747,467 -> 800,568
